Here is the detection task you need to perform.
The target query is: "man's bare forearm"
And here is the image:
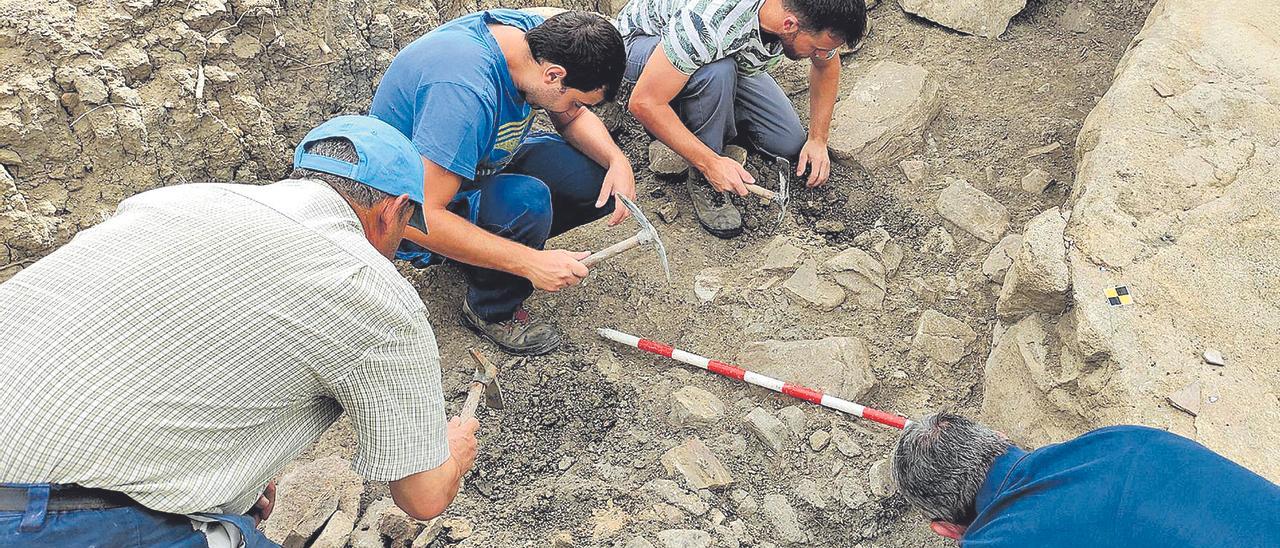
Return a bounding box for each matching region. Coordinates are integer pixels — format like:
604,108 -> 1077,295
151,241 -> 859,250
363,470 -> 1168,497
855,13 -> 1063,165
807,59 -> 840,143
403,208 -> 533,277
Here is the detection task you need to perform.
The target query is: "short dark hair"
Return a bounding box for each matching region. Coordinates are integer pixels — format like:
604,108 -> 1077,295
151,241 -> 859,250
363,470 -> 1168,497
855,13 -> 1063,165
892,412 -> 1012,525
525,11 -> 626,102
288,137 -> 394,208
784,0 -> 867,46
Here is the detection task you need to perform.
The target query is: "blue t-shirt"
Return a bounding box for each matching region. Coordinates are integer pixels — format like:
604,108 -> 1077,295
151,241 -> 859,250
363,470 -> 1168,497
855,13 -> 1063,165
370,9 -> 543,181
963,426 -> 1280,547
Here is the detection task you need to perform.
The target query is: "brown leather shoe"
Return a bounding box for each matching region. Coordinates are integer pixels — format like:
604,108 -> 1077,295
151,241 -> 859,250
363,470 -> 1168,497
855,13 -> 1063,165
686,171 -> 743,239
460,300 -> 562,356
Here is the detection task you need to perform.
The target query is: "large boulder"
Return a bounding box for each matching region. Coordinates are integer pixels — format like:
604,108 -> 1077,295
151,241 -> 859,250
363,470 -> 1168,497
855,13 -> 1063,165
737,337 -> 876,400
899,0 -> 1028,39
986,0 -> 1280,481
265,456 -> 364,548
829,61 -> 942,170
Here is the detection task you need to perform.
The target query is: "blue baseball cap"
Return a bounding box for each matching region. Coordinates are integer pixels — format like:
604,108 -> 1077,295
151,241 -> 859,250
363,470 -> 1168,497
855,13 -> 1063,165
293,115 -> 425,205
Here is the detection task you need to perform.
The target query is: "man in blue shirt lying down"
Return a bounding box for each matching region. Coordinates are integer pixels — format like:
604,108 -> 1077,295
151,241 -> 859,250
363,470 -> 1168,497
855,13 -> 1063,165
892,412 -> 1280,547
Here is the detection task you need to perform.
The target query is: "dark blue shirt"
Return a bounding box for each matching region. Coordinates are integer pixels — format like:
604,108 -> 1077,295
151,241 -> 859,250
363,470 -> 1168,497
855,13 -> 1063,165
964,426 -> 1280,547
369,9 -> 542,181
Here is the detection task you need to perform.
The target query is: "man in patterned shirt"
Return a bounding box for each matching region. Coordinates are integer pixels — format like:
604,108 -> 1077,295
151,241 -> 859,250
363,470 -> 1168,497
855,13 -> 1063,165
618,0 -> 866,238
0,116 -> 475,547
371,10 -> 630,356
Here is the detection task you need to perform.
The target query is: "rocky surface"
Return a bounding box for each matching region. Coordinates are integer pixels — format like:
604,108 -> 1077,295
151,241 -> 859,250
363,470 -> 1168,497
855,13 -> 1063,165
936,179 -> 1010,243
829,61 -> 942,170
899,0 -> 1029,38
737,338 -> 876,400
982,0 -> 1280,481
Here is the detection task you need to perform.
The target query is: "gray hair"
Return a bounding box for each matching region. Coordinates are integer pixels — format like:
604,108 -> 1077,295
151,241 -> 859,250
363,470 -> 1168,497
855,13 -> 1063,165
891,412 -> 1012,525
289,137 -> 395,209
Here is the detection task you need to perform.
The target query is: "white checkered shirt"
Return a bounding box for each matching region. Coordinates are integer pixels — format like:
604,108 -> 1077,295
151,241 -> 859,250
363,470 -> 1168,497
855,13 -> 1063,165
0,179 -> 449,515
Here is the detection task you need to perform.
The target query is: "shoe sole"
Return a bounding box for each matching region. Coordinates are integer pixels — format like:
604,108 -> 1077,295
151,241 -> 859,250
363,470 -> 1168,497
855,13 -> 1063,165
696,217 -> 743,239
459,312 -> 561,357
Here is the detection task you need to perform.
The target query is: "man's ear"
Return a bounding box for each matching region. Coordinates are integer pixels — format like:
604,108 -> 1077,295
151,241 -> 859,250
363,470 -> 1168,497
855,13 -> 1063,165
545,64 -> 566,85
930,521 -> 967,540
381,194 -> 414,232
780,14 -> 801,33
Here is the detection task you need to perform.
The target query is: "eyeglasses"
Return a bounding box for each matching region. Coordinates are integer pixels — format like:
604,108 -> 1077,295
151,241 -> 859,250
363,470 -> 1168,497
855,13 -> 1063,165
811,47 -> 839,61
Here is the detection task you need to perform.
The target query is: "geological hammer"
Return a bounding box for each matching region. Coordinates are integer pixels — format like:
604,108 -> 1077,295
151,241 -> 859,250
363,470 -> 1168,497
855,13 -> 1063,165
742,156 -> 792,226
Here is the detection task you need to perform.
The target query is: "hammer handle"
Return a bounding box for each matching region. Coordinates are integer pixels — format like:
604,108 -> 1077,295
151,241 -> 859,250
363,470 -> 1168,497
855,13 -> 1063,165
581,233 -> 642,267
744,184 -> 777,200
459,382 -> 484,421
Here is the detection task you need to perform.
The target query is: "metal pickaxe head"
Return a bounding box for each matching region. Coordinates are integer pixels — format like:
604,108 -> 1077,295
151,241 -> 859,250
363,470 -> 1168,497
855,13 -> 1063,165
617,194 -> 671,284
468,348 -> 507,410
773,156 -> 792,225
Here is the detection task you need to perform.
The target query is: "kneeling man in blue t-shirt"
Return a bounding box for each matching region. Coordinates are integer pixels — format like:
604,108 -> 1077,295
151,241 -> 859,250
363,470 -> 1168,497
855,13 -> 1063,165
893,413 -> 1280,547
371,9 -> 630,356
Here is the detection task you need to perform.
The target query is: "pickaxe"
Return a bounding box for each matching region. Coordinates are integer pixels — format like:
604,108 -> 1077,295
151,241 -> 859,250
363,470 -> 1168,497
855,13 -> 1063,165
581,194 -> 671,283
743,156 -> 792,227
460,348 -> 508,420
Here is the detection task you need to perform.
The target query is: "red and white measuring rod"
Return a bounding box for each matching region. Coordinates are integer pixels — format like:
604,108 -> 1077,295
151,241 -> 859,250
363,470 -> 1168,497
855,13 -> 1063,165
598,328 -> 912,430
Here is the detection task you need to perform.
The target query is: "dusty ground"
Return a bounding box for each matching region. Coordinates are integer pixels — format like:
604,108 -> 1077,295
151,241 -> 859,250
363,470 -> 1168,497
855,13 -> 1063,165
2,0 -> 1158,545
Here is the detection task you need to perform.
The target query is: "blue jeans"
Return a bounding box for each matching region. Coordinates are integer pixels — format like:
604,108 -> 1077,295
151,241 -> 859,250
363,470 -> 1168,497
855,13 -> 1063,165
397,132 -> 613,322
0,483 -> 277,547
622,34 -> 808,158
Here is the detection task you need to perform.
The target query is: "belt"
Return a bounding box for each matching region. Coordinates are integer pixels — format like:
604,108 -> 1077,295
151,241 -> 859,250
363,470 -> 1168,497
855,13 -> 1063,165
0,485 -> 137,512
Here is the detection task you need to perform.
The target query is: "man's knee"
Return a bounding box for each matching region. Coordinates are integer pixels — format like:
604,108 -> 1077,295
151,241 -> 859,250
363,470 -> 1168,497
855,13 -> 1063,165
479,175 -> 553,244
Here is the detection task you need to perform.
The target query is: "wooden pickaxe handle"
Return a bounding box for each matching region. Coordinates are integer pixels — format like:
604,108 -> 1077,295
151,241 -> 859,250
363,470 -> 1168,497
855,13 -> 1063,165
459,382 -> 485,421
744,183 -> 778,200
581,233 -> 642,267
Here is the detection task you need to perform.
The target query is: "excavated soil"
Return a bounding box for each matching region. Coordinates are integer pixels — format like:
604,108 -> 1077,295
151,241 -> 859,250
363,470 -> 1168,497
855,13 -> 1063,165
1,0 -> 1157,546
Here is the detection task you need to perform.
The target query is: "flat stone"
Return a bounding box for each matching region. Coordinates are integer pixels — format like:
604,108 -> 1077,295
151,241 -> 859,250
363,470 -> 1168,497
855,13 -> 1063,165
936,179 -> 1010,243
745,407 -> 789,453
661,438 -> 735,490
793,478 -> 827,509
808,430 -> 831,451
266,456 -> 364,548
982,234 -> 1023,284
837,474 -> 870,509
825,248 -> 886,308
899,0 -> 1027,38
558,455 -> 576,471
830,61 -> 943,170
694,268 -> 729,303
645,479 -> 710,516
442,518 -> 473,542
1167,381 -> 1202,417
996,207 -> 1070,321
410,518 -> 443,548
761,494 -> 806,544
729,489 -> 758,516
784,260 -> 845,310
737,338 -> 876,400
1021,167 -> 1053,193
761,237 -> 804,271
815,220 -> 846,234
868,459 -> 897,497
899,159 -> 926,185
1151,79 -> 1176,98
778,405 -> 806,437
657,529 -> 712,548
1202,349 -> 1226,366
670,386 -> 726,427
1025,141 -> 1062,157
649,140 -> 689,175
831,429 -> 864,457
911,309 -> 978,365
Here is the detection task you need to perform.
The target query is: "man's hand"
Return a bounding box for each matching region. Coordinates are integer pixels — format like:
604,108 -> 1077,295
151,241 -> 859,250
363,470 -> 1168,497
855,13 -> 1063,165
596,161 -> 637,226
249,481 -> 276,527
446,415 -> 479,480
521,249 -> 590,291
797,139 -> 832,188
700,155 -> 754,196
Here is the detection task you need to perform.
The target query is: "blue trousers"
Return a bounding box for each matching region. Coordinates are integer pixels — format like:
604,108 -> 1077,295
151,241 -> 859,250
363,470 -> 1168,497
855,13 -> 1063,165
0,483 -> 276,547
622,34 -> 808,158
397,133 -> 612,323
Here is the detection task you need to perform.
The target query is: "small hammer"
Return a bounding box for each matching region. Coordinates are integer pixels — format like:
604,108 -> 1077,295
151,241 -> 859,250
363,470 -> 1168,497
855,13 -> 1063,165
460,348 -> 508,420
581,194 -> 671,283
743,156 -> 792,226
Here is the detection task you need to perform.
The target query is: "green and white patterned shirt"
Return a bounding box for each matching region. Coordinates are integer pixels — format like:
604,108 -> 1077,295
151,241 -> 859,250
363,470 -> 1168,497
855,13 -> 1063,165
0,179 -> 449,515
615,0 -> 783,76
